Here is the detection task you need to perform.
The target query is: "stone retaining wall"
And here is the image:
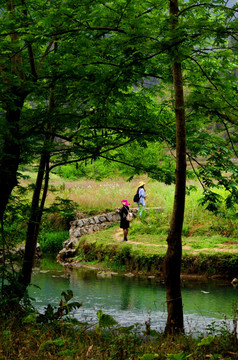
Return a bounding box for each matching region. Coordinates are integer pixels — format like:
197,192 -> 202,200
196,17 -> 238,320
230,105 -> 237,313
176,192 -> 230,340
58,208 -> 138,261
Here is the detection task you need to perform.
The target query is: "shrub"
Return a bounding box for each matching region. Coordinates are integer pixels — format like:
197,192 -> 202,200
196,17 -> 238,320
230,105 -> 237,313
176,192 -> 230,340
39,231 -> 68,254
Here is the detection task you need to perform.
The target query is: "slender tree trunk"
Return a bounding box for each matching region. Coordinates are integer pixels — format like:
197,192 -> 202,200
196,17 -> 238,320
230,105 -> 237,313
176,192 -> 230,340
19,152 -> 50,288
19,84 -> 55,289
163,0 -> 186,334
1,218 -> 6,296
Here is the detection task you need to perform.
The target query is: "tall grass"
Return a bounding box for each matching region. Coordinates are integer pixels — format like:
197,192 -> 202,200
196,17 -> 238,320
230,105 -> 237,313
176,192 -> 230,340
45,176 -> 175,211
49,177 -> 220,229
19,169 -> 237,237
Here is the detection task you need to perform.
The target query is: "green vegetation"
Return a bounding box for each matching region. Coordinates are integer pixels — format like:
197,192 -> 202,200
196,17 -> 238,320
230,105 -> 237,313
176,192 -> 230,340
35,175 -> 233,278
5,174 -> 238,278
0,291 -> 237,360
39,231 -> 69,254
75,222 -> 238,277
2,163 -> 238,359
0,0 -> 237,351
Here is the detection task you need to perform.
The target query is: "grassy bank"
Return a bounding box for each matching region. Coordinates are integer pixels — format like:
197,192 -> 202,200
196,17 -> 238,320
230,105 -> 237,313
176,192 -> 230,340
13,173 -> 238,277
19,174 -> 236,278
72,205 -> 238,278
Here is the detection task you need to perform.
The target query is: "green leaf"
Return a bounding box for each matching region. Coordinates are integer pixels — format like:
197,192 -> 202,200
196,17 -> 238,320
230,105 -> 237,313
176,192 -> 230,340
167,351 -> 191,360
197,335 -> 215,347
97,310 -> 118,328
22,313 -> 37,324
61,290 -> 73,303
140,354 -> 159,360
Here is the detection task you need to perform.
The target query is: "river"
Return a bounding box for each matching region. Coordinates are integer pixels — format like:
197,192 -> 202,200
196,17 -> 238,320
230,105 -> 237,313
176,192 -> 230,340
29,258 -> 238,335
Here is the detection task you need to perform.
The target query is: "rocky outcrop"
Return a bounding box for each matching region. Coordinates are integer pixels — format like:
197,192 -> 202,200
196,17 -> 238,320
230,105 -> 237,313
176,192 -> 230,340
58,209 -> 138,262
0,243 -> 42,263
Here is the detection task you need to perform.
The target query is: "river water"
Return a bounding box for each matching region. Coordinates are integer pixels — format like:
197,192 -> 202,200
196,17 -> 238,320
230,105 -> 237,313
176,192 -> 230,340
29,259 -> 238,335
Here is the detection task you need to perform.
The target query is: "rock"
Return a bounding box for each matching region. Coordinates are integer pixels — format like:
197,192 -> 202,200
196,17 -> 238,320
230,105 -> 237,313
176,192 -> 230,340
58,248 -> 76,261
93,225 -> 100,232
125,273 -> 135,277
97,271 -> 112,278
77,220 -> 84,227
94,216 -> 100,224
98,215 -> 107,223
14,243 -> 42,259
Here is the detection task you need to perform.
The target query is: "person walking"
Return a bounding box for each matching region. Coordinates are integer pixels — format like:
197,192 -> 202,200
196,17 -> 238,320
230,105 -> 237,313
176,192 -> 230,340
119,199 -> 130,242
136,181 -> 147,216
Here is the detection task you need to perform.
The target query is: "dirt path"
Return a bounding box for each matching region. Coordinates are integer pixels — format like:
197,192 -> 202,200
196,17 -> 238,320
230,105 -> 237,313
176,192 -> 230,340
113,229 -> 238,253
114,229 -> 170,249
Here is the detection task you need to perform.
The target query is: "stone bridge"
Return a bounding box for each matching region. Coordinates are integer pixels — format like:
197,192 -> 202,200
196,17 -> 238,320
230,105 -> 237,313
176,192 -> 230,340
58,208 -> 138,261
58,207 -> 162,262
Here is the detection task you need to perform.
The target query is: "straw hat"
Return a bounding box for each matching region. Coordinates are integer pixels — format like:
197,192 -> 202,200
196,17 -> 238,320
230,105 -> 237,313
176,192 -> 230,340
138,181 -> 145,187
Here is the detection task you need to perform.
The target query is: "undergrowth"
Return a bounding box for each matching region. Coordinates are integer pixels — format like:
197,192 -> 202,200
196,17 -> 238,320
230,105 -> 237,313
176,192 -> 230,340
39,231 -> 69,254
0,290 -> 237,360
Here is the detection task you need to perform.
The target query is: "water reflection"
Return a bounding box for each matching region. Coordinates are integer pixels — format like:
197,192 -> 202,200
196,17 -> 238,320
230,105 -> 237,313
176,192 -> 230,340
29,263 -> 238,334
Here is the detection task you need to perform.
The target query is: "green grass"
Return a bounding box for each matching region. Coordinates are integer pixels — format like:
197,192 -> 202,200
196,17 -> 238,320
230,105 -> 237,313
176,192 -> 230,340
18,168 -> 237,227
81,205 -> 237,254
39,231 -> 69,254
75,205 -> 238,276
16,171 -> 238,259
1,314 -> 237,360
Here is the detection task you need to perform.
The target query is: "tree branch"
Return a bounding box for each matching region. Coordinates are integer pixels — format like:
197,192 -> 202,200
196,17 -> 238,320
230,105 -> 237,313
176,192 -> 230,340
37,39 -> 55,73
48,138 -> 134,171
187,153 -> 205,190
222,121 -> 238,158
188,56 -> 238,113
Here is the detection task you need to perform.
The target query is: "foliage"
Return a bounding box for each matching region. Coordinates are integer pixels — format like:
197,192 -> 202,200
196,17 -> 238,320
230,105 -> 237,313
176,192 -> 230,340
36,290 -> 82,324
1,0 -> 237,219
0,0 -> 237,339
75,206 -> 238,277
39,231 -> 68,254
0,265 -> 34,318
167,352 -> 191,360
140,354 -> 159,360
53,141 -> 176,183
1,189 -> 31,246
97,310 -> 118,328
0,313 -> 237,359
43,197 -> 79,229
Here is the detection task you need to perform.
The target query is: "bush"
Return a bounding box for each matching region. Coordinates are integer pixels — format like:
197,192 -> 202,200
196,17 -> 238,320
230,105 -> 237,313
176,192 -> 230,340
39,231 -> 68,254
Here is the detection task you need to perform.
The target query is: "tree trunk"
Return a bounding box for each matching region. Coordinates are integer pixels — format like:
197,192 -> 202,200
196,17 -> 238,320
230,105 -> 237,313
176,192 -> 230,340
19,84 -> 55,290
163,0 -> 186,334
1,1 -> 29,221
19,152 -> 50,288
0,96 -> 24,221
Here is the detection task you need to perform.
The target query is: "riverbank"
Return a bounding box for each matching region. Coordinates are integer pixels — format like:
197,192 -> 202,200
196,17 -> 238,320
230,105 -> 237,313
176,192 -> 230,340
59,218 -> 238,280
2,260 -> 238,359
1,313 -> 238,360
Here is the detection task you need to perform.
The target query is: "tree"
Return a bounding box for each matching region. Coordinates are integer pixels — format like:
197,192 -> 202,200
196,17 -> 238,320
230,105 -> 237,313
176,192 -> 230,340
163,0 -> 237,333
2,0 -> 169,290
1,0 -> 237,331
162,0 -> 186,334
